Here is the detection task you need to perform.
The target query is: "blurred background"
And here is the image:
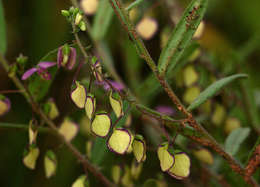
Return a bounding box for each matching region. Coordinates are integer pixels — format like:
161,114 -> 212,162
0,0 -> 260,186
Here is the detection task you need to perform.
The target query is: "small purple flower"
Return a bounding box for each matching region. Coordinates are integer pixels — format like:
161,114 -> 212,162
22,62 -> 56,80
57,45 -> 77,70
0,97 -> 11,116
155,106 -> 175,116
96,80 -> 125,92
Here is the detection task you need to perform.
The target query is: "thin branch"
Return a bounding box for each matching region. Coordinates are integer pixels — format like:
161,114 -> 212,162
0,54 -> 115,187
107,0 -> 258,186
0,122 -> 52,133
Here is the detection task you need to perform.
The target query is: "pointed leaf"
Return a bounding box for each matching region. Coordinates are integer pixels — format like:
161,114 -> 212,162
158,0 -> 208,75
92,0 -> 114,40
187,74 -> 248,111
225,127 -> 250,156
0,1 -> 6,54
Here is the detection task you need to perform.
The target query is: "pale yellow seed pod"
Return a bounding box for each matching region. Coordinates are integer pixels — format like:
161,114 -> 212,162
136,17 -> 158,40
183,86 -> 200,104
224,117 -> 241,134
193,148 -> 214,165
80,0 -> 99,15
193,21 -> 205,39
183,65 -> 199,87
211,104 -> 226,126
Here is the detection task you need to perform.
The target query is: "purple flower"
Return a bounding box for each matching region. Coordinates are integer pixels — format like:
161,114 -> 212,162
57,45 -> 77,70
155,106 -> 175,116
22,62 -> 56,80
0,97 -> 11,116
96,80 -> 125,92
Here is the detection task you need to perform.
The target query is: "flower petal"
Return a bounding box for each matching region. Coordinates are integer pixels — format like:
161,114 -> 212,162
21,68 -> 38,80
38,61 -> 56,69
67,47 -> 77,70
57,47 -> 63,68
155,106 -> 175,116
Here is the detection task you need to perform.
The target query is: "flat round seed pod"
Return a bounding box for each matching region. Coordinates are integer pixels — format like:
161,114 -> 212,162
109,91 -> 123,118
167,152 -> 191,179
85,95 -> 96,119
107,129 -> 132,154
136,17 -> 158,40
23,146 -> 40,170
157,143 -> 175,172
193,148 -> 214,165
58,119 -> 78,142
91,113 -> 111,137
132,135 -> 146,163
0,97 -> 11,116
44,150 -> 57,178
72,175 -> 88,187
71,82 -> 87,108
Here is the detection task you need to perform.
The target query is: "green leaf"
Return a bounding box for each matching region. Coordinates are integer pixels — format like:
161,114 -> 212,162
187,74 -> 248,111
91,0 -> 113,41
0,0 -> 6,54
225,127 -> 250,156
158,0 -> 208,75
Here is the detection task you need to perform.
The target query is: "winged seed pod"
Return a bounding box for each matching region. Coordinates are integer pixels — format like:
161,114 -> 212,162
132,135 -> 146,163
109,91 -> 124,118
23,145 -> 40,170
46,98 -> 59,120
58,119 -> 78,142
167,152 -> 191,179
44,150 -> 57,178
72,175 -> 89,187
85,94 -> 96,119
91,112 -> 111,137
193,148 -> 214,165
136,17 -> 158,40
71,81 -> 87,108
131,160 -> 143,180
157,143 -> 175,172
111,165 -> 122,184
107,128 -> 132,155
126,132 -> 134,153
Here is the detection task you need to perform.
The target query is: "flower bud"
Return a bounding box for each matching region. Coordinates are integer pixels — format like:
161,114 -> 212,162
79,20 -> 86,31
61,10 -> 70,17
75,13 -> 83,25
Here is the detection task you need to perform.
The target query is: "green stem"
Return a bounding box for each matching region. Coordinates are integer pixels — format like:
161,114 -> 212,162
0,53 -> 115,187
107,0 -> 258,186
0,122 -> 52,133
126,0 -> 144,11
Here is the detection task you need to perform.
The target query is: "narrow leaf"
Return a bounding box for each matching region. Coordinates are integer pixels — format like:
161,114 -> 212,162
187,74 -> 248,111
0,0 -> 6,54
225,127 -> 250,156
91,0 -> 113,40
158,0 -> 208,75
